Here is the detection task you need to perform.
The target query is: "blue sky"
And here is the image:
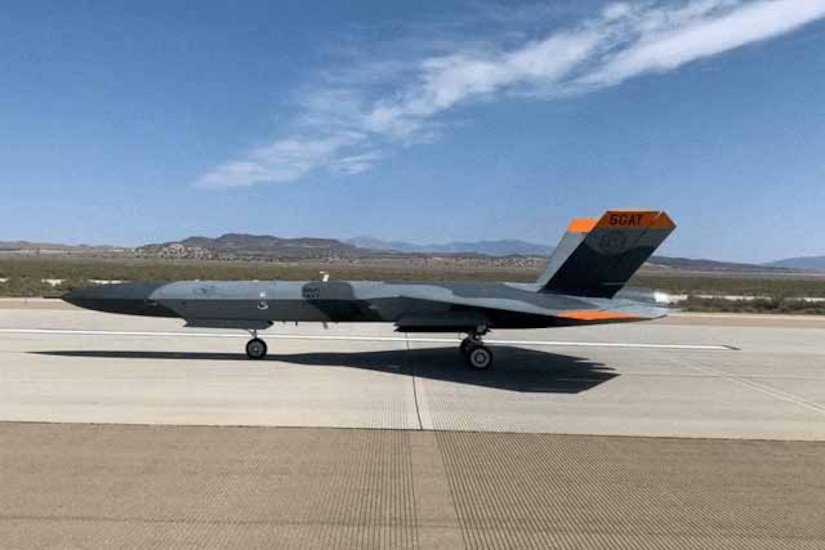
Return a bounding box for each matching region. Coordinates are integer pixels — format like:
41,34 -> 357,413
1,0 -> 824,262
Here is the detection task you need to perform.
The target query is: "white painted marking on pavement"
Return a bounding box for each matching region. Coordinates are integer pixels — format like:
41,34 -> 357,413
661,353 -> 825,415
0,328 -> 735,351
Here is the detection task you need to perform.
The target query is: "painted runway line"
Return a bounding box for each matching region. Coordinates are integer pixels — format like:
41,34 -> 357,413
0,327 -> 735,351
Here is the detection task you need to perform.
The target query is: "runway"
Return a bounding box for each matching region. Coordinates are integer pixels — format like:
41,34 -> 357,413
1,300 -> 824,548
1,301 -> 823,439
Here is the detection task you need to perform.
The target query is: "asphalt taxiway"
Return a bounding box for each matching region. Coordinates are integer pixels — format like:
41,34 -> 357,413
1,300 -> 824,548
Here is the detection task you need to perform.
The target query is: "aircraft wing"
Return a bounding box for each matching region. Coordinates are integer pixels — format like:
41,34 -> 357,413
391,284 -> 670,332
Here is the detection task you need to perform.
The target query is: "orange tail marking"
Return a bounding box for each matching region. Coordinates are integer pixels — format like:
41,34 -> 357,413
593,210 -> 677,230
567,218 -> 598,233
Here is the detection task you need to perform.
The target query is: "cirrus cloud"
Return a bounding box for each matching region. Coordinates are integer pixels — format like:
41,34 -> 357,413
195,0 -> 825,188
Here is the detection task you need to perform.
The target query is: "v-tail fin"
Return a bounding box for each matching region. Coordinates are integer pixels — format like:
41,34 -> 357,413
536,210 -> 676,298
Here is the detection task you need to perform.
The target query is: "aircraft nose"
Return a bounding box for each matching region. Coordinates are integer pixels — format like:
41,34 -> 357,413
61,282 -> 169,315
62,285 -> 118,310
61,288 -> 86,308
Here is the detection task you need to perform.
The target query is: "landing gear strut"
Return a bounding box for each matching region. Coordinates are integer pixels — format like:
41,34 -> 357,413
245,329 -> 268,360
460,329 -> 493,370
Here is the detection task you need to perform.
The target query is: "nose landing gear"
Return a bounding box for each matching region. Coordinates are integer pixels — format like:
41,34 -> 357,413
245,329 -> 268,360
460,328 -> 493,370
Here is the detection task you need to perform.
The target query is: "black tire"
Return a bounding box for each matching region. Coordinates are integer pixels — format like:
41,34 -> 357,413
246,338 -> 268,360
459,339 -> 473,356
466,345 -> 493,370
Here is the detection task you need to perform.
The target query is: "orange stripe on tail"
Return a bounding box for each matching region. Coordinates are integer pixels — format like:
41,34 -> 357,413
567,218 -> 598,233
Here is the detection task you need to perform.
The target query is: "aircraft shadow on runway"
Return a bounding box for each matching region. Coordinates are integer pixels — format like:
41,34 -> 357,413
32,346 -> 616,393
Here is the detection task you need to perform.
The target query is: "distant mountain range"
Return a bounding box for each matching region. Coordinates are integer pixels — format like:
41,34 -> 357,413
179,234 -> 356,253
0,240 -> 128,254
134,234 -> 825,272
763,256 -> 825,271
2,234 -> 824,272
137,235 -> 560,260
645,256 -> 774,271
345,237 -> 555,256
143,234 -> 366,259
345,237 -> 812,271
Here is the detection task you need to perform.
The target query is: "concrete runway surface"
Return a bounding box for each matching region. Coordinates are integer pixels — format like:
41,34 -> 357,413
1,300 -> 824,548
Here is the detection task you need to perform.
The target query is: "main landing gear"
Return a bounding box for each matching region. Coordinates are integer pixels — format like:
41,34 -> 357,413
245,330 -> 268,360
242,328 -> 495,368
460,329 -> 493,370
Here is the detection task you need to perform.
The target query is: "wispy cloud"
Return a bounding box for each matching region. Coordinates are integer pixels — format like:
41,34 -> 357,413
589,0 -> 825,85
195,0 -> 825,188
195,132 -> 366,187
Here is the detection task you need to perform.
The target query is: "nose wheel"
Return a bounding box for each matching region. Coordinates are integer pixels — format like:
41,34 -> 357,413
245,334 -> 268,360
460,330 -> 493,370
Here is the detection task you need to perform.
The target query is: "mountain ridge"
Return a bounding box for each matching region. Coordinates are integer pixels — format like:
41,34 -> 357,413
345,236 -> 555,256
1,234 -> 821,271
763,256 -> 825,271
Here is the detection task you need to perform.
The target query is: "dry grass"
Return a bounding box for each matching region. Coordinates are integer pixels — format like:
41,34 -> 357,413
2,256 -> 824,313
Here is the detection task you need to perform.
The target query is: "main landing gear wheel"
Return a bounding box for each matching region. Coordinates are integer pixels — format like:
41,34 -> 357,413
460,329 -> 493,370
246,338 -> 268,360
466,345 -> 493,370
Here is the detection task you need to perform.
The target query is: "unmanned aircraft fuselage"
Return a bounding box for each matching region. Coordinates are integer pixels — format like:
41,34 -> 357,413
64,210 -> 676,369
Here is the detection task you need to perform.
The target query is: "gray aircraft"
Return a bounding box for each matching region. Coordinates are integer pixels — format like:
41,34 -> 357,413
63,210 -> 676,369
